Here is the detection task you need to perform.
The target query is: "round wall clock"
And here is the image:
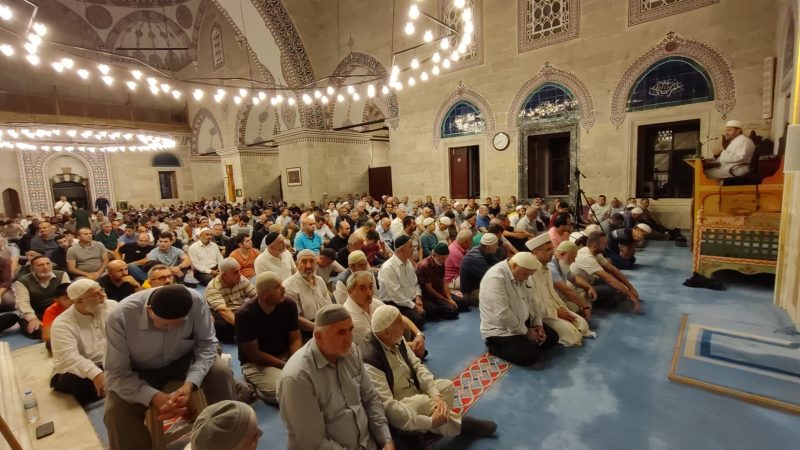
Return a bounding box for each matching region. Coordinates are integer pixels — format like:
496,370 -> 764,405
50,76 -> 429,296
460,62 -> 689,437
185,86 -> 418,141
492,132 -> 510,151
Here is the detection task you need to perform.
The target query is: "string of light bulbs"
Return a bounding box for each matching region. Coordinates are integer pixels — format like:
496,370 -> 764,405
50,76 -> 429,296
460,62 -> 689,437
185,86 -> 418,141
0,125 -> 178,153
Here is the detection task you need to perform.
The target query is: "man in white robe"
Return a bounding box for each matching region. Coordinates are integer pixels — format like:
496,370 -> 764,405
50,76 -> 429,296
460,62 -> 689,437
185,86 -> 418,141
705,120 -> 756,179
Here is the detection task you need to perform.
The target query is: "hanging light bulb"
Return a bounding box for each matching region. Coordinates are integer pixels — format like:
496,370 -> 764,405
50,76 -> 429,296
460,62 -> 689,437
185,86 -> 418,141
98,64 -> 110,75
442,59 -> 451,69
51,61 -> 64,72
269,97 -> 278,106
233,96 -> 242,105
26,54 -> 39,65
216,88 -> 226,98
381,85 -> 390,95
462,33 -> 472,46
464,21 -> 474,34
450,51 -> 460,61
23,42 -> 36,54
192,89 -> 204,101
238,88 -> 247,97
0,44 -> 13,57
60,58 -> 74,69
32,23 -> 47,36
147,77 -> 158,86
326,86 -> 335,96
409,5 -> 420,19
313,90 -> 322,99
258,91 -> 267,100
352,92 -> 360,101
410,58 -> 419,69
367,85 -> 376,98
66,129 -> 77,137
126,81 -> 136,90
455,0 -> 466,8
391,65 -> 400,76
101,76 -> 113,86
404,22 -> 415,35
131,69 -> 142,80
336,93 -> 345,102
420,71 -> 429,81
321,95 -> 329,105
0,5 -> 12,21
424,30 -> 433,42
395,81 -> 403,91
432,52 -> 441,63
27,33 -> 42,47
440,38 -> 450,50
347,85 -> 356,94
214,92 -> 224,103
458,42 -> 467,54
149,85 -> 159,95
252,96 -> 260,105
302,93 -> 312,105
172,90 -> 182,100
408,76 -> 416,86
160,84 -> 171,93
275,94 -> 284,103
77,69 -> 89,79
287,96 -> 296,106
462,8 -> 473,22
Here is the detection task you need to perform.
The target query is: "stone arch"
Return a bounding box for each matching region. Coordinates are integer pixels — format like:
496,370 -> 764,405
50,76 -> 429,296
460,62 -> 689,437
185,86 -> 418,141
329,52 -> 400,130
151,152 -> 183,167
507,62 -> 596,132
105,10 -> 193,71
191,108 -> 224,155
235,103 -> 279,146
610,31 -> 736,128
432,81 -> 497,148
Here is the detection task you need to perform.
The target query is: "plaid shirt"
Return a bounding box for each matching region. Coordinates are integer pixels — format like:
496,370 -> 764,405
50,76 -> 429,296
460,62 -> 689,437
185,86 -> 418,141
205,275 -> 257,312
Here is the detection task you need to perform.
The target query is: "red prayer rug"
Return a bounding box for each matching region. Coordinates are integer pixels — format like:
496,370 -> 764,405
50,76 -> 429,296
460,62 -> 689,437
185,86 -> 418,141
451,353 -> 513,415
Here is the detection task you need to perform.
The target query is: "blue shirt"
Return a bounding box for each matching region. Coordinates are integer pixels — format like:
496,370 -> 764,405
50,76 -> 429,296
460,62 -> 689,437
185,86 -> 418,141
476,214 -> 490,230
294,231 -> 323,254
460,246 -> 499,294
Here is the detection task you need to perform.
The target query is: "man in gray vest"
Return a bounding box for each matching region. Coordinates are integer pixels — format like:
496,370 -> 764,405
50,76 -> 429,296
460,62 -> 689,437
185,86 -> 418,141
14,255 -> 70,339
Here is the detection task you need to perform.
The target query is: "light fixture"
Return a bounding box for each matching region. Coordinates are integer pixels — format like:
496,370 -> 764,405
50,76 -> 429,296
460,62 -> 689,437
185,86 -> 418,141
27,33 -> 41,47
442,59 -> 451,69
77,69 -> 89,79
408,76 -> 416,86
239,88 -> 248,97
98,64 -> 110,75
347,85 -> 356,94
302,93 -> 312,105
51,61 -> 64,72
287,97 -> 296,106
432,52 -> 441,63
367,85 -> 375,98
352,92 -> 360,101
258,91 -> 267,100
269,97 -> 278,106
432,65 -> 440,75
149,85 -> 159,95
462,33 -> 472,46
160,83 -> 171,93
131,69 -> 142,80
420,71 -> 428,81
440,38 -> 450,50
58,58 -> 73,69
381,85 -> 390,95
26,54 -> 39,65
455,0 -> 466,8
404,22 -> 415,35
0,5 -> 12,21
409,5 -> 420,20
462,8 -> 473,22
395,81 -> 403,91
464,21 -> 474,34
125,80 -> 136,90
32,23 -> 47,36
214,91 -> 224,103
314,90 -> 322,99
336,93 -> 344,102
321,95 -> 329,104
411,58 -> 419,69
391,65 -> 400,76
172,90 -> 181,100
424,30 -> 433,42
450,51 -> 460,61
275,94 -> 284,103
146,77 -> 158,86
0,44 -> 13,57
23,42 -> 36,54
326,86 -> 335,96
458,43 -> 467,54
252,96 -> 260,105
101,76 -> 113,86
66,129 -> 77,137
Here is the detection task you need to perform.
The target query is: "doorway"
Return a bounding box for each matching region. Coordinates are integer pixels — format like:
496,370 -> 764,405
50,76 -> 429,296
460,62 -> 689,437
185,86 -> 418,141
449,146 -> 480,199
52,181 -> 90,209
526,133 -> 570,197
368,166 -> 393,199
2,188 -> 21,217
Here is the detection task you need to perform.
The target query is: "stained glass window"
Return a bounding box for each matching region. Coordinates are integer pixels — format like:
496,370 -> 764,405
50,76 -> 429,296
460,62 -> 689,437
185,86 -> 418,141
441,101 -> 484,138
627,57 -> 713,111
519,83 -> 579,124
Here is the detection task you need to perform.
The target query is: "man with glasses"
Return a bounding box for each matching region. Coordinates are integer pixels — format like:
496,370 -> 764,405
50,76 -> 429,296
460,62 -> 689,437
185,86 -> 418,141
146,265 -> 174,288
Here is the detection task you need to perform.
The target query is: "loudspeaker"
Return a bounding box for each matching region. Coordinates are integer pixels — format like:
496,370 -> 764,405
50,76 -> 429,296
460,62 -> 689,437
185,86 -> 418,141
786,124 -> 800,173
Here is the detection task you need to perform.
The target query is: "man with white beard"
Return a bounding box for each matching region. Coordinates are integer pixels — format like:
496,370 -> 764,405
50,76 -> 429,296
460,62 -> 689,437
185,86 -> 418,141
549,241 -> 597,317
283,249 -> 333,334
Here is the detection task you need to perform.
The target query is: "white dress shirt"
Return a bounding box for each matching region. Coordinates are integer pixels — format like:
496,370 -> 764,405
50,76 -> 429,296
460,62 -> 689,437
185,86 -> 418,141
343,296 -> 385,347
254,249 -> 295,280
283,272 -> 332,321
188,240 -> 224,274
479,260 -> 541,339
51,300 -> 118,380
377,255 -> 421,309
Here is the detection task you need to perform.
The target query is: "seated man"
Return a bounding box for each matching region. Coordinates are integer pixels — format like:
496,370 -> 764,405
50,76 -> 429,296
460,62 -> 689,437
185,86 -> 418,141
479,252 -> 558,366
459,233 -> 500,306
605,224 -> 652,270
416,243 -> 467,321
548,213 -> 573,248
328,220 -> 351,253
15,256 -> 71,339
526,235 -> 594,347
364,305 -> 496,445
144,264 -> 174,289
50,233 -> 72,271
704,120 -> 756,179
228,234 -> 260,281
95,221 -> 121,251
254,232 -> 295,280
50,279 -> 118,404
98,260 -> 142,301
283,249 -> 333,334
67,227 -> 110,281
104,285 -> 239,450
236,272 -> 302,404
189,228 -> 224,286
278,304 -> 395,450
571,232 -> 641,312
116,232 -> 154,283
27,221 -> 59,260
293,215 -> 323,254
378,236 -> 425,329
189,400 -> 261,450
40,283 -> 72,350
419,218 -> 438,258
344,271 -> 426,358
637,198 -> 680,240
363,230 -> 392,267
444,230 -> 472,290
206,258 -> 257,342
146,231 -> 192,284
315,248 -> 345,288
336,233 -> 366,268
549,241 -> 597,317
334,250 -> 376,304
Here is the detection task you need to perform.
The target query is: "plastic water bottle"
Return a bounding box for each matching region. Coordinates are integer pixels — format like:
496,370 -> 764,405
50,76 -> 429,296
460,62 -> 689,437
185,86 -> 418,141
23,390 -> 38,423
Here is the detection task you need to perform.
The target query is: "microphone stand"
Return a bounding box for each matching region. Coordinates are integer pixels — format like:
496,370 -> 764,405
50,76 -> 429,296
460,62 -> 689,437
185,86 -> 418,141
573,166 -> 600,230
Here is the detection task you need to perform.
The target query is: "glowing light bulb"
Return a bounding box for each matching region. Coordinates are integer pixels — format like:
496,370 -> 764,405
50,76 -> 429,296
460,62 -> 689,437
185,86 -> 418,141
352,92 -> 360,101
131,70 -> 142,80
314,90 -> 322,99
216,88 -> 226,98
0,6 -> 12,21
394,82 -> 403,91
27,34 -> 41,47
287,97 -> 296,106
66,129 -> 77,137
275,94 -> 283,103
462,8 -> 472,22
424,30 -> 433,42
450,51 -> 460,61
367,85 -> 375,98
146,77 -> 158,86
126,80 -> 136,90
23,42 -> 36,54
26,54 -> 39,65
381,85 -> 389,95
233,96 -> 242,105
336,94 -> 344,102
321,96 -> 329,104
214,94 -> 223,103
252,96 -> 260,105
98,64 -> 110,75
193,89 -> 204,101
60,58 -> 74,69
269,97 -> 278,106
32,23 -> 47,36
102,75 -> 113,86
326,86 -> 335,96
302,94 -> 312,105
440,38 -> 450,50
149,85 -> 159,95
411,58 -> 419,69
420,71 -> 428,81
458,43 -> 467,54
432,52 -> 441,63
464,21 -> 474,34
391,66 -> 400,76
404,22 -> 415,35
455,0 -> 466,8
77,69 -> 89,79
347,85 -> 355,94
51,61 -> 64,72
409,5 -> 420,20
0,44 -> 13,56
462,33 -> 472,46
238,88 -> 247,97
442,59 -> 451,69
160,84 -> 171,93
172,90 -> 181,99
258,91 -> 266,100
408,77 -> 416,86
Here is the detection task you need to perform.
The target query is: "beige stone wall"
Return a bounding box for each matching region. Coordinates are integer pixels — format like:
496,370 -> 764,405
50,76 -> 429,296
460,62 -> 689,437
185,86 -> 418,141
0,151 -> 24,216
107,146 -> 201,207
364,0 -> 779,229
240,151 -> 282,200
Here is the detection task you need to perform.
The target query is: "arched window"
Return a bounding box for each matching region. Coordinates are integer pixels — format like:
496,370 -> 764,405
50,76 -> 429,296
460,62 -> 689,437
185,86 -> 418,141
627,57 -> 713,112
519,82 -> 579,123
441,101 -> 484,138
152,152 -> 181,167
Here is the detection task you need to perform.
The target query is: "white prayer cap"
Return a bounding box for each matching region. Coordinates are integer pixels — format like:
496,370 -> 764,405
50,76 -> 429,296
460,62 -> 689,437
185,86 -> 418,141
453,201 -> 462,207
423,217 -> 435,227
439,216 -> 452,226
198,227 -> 212,234
525,234 -> 552,250
371,305 -> 401,332
726,120 -> 743,128
631,207 -> 644,215
191,401 -> 258,450
636,223 -> 653,234
582,224 -> 602,237
626,204 -> 637,209
480,233 -> 499,246
515,205 -> 525,211
510,251 -> 541,271
569,231 -> 584,243
67,279 -> 100,300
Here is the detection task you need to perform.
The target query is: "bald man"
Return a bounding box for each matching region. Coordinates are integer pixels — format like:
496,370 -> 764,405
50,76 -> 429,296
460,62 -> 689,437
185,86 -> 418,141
294,216 -> 323,254
98,260 -> 142,301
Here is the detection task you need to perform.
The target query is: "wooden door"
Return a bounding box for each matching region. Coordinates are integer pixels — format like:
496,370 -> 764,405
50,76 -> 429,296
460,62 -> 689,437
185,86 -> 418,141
2,189 -> 21,217
449,147 -> 470,199
368,166 -> 393,199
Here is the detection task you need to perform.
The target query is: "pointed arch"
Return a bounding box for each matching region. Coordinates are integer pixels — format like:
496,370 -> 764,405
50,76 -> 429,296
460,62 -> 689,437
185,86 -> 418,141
329,52 -> 400,130
507,62 -> 595,132
191,108 -> 224,155
610,31 -> 736,128
433,82 -> 496,148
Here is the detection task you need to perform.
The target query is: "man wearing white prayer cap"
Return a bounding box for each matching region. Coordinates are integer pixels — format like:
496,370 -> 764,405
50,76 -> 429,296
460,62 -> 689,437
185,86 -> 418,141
705,119 -> 756,179
478,252 -> 559,366
362,305 -> 497,446
525,236 -> 595,347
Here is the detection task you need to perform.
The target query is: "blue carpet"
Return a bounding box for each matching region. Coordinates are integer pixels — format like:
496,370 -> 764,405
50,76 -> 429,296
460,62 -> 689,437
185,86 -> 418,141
2,242 -> 799,450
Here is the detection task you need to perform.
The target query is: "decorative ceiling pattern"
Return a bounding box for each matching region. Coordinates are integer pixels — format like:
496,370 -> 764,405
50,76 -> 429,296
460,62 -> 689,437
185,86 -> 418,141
105,10 -> 193,70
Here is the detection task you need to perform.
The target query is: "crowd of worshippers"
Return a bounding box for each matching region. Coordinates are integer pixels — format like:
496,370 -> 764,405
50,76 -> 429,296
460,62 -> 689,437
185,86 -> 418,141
0,192 -> 675,449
